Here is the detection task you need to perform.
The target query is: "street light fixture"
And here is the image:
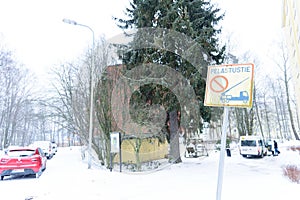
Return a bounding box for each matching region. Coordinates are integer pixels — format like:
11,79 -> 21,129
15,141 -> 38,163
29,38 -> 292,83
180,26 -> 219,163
63,18 -> 95,169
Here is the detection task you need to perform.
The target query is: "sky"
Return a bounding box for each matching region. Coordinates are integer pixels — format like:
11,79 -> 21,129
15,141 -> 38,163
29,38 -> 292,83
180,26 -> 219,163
212,0 -> 283,79
0,0 -> 283,80
0,140 -> 300,200
214,0 -> 283,54
0,0 -> 130,78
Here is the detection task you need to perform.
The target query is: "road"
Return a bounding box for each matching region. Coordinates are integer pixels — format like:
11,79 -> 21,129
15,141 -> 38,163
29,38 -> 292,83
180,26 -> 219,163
0,142 -> 299,200
0,147 -> 94,200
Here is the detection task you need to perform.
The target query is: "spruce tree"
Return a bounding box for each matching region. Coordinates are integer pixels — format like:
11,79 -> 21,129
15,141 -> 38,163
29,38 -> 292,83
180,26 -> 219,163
114,0 -> 225,162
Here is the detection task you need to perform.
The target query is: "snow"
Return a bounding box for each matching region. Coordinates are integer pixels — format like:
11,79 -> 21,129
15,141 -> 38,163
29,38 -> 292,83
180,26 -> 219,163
1,141 -> 300,200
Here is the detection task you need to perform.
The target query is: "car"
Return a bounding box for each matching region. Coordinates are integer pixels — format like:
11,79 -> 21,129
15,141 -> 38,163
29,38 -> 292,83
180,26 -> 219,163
239,135 -> 268,158
0,146 -> 47,180
30,141 -> 54,159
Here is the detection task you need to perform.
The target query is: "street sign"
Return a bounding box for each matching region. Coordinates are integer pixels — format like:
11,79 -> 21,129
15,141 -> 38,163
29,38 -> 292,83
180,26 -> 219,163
204,63 -> 254,108
110,132 -> 120,153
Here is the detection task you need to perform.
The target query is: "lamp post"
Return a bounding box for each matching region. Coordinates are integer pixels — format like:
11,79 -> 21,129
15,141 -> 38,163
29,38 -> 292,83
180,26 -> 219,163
63,18 -> 95,169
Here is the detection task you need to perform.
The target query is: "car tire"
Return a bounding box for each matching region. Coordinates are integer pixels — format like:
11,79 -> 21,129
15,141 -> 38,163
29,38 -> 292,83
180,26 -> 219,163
260,153 -> 264,158
1,176 -> 4,180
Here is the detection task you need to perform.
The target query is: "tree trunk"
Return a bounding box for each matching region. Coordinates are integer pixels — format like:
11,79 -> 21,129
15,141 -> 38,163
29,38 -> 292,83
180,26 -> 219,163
169,110 -> 181,163
254,101 -> 265,139
285,85 -> 299,140
263,94 -> 271,139
283,59 -> 299,140
271,82 -> 283,139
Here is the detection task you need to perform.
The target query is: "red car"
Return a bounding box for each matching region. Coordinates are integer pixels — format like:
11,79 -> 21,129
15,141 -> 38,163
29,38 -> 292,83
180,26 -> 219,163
0,146 -> 47,180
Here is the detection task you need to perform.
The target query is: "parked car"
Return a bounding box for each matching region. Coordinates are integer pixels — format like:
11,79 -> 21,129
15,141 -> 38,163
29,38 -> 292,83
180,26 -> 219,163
30,141 -> 54,159
239,136 -> 268,158
0,146 -> 47,180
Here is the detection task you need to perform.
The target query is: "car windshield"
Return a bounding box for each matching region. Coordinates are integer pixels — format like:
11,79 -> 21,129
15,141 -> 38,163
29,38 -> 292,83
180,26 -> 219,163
7,149 -> 35,157
241,140 -> 256,147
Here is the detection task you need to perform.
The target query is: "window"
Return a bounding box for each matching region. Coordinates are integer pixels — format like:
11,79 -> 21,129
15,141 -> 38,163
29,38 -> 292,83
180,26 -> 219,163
7,149 -> 35,157
241,140 -> 256,147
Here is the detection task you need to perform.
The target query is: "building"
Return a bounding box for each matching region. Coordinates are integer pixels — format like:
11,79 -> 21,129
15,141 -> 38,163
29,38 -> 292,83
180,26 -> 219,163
282,0 -> 300,115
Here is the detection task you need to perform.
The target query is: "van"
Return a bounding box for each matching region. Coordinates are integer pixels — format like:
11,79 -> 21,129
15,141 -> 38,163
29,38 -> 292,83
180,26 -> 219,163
239,136 -> 267,158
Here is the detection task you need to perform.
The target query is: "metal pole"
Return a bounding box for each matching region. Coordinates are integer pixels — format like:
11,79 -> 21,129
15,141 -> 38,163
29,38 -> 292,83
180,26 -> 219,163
216,107 -> 229,200
87,28 -> 95,169
110,152 -> 113,172
62,19 -> 95,169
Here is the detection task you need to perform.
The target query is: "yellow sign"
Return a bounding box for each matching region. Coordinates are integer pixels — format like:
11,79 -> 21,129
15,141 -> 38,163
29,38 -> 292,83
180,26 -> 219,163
204,63 -> 254,108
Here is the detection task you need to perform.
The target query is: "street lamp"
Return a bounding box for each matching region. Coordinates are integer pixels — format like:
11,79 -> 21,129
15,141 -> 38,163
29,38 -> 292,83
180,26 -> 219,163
63,18 -> 95,169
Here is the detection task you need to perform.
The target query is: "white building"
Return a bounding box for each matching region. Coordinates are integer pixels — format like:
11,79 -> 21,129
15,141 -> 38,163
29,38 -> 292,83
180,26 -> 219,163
282,0 -> 300,116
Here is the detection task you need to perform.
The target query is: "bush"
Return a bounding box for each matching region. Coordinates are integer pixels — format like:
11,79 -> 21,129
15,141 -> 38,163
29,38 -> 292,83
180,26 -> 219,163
283,165 -> 300,184
289,145 -> 300,152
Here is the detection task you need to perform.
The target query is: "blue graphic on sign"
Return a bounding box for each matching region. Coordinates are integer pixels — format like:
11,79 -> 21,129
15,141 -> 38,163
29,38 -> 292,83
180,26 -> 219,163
220,77 -> 249,103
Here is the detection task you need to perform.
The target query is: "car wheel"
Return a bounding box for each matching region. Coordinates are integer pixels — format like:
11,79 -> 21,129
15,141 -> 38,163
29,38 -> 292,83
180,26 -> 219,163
260,153 -> 264,158
1,176 -> 4,180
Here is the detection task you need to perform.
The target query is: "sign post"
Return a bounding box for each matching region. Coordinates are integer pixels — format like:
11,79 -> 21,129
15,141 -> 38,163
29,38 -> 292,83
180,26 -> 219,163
204,63 -> 254,200
110,132 -> 122,172
216,107 -> 229,200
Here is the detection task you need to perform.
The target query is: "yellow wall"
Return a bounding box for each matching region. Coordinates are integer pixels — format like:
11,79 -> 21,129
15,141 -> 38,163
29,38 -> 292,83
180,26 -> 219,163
113,138 -> 168,164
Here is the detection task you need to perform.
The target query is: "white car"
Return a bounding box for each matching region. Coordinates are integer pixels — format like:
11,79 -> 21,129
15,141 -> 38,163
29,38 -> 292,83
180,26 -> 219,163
30,141 -> 54,159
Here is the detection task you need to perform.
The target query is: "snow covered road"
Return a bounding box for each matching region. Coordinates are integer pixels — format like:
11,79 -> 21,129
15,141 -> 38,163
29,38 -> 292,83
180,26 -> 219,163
0,142 -> 299,200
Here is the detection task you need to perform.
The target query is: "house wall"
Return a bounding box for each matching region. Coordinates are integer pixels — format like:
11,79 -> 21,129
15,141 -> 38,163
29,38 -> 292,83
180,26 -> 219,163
105,65 -> 169,163
113,137 -> 169,163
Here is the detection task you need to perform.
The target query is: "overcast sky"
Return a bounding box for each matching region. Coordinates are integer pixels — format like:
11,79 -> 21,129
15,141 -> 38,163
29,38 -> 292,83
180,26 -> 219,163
214,0 -> 283,57
0,0 -> 282,79
0,0 -> 129,77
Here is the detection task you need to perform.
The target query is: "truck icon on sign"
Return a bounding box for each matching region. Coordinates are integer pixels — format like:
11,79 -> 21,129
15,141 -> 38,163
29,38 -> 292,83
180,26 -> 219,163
220,77 -> 249,104
220,91 -> 249,103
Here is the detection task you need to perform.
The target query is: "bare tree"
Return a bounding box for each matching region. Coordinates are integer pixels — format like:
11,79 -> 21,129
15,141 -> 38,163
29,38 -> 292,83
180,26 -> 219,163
273,41 -> 299,140
0,45 -> 37,148
50,36 -> 117,166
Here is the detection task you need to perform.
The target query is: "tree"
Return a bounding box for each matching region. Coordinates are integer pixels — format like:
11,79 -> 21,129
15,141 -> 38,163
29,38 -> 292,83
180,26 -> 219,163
50,36 -> 117,167
0,43 -> 37,148
273,41 -> 299,140
114,0 -> 225,163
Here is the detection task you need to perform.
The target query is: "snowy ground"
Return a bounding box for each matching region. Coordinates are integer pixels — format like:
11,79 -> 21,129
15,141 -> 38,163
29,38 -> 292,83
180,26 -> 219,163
1,140 -> 300,200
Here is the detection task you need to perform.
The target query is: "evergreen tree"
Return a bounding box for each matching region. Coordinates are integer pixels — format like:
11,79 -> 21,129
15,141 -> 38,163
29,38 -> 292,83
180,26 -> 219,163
113,0 -> 225,161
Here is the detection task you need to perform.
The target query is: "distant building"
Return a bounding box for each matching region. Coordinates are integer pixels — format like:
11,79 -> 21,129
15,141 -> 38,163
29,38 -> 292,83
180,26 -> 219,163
282,0 -> 300,115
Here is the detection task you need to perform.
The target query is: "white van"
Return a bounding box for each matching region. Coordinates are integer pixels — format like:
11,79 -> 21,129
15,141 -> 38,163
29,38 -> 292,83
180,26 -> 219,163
239,136 -> 267,158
